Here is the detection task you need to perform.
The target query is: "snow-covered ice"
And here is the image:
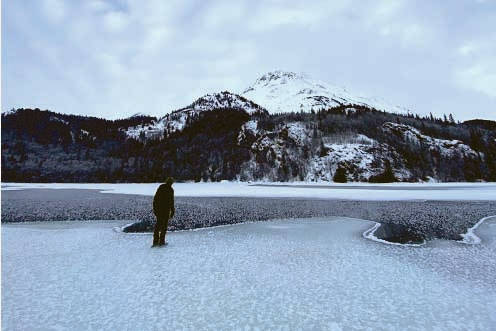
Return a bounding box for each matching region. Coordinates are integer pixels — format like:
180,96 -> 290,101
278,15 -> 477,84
3,217 -> 496,330
2,182 -> 496,201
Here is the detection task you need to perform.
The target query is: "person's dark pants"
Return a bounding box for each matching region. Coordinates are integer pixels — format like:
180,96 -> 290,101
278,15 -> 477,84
153,215 -> 169,246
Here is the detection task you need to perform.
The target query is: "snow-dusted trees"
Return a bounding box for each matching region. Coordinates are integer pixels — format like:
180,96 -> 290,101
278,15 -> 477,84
2,106 -> 494,183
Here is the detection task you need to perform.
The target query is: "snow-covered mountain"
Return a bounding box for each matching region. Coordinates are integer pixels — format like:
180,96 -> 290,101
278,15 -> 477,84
111,74 -> 486,182
123,71 -> 413,140
124,91 -> 268,139
175,91 -> 267,115
124,70 -> 415,139
242,70 -> 410,115
4,69 -> 492,183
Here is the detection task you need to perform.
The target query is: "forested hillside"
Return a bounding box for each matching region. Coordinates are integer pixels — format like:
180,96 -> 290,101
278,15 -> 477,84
2,105 -> 495,183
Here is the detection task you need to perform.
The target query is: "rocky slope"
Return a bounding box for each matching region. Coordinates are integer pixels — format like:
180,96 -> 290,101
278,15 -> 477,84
236,120 -> 411,182
383,122 -> 480,159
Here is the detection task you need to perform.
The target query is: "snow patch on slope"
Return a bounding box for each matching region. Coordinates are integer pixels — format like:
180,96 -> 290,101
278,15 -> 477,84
286,122 -> 310,146
124,122 -> 165,140
237,120 -> 259,143
307,138 -> 410,182
1,109 -> 19,116
49,116 -> 69,125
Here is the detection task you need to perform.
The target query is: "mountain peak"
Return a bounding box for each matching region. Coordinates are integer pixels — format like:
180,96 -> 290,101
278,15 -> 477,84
241,70 -> 410,115
176,91 -> 267,116
255,70 -> 307,84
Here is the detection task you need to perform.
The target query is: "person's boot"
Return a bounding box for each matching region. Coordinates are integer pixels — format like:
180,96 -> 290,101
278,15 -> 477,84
152,232 -> 159,247
158,232 -> 166,246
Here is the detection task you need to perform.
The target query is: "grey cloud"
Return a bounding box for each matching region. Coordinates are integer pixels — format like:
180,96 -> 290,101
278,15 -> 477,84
2,0 -> 495,121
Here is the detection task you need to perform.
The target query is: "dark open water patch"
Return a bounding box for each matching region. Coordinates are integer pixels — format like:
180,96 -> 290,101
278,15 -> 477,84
365,222 -> 427,245
364,216 -> 496,246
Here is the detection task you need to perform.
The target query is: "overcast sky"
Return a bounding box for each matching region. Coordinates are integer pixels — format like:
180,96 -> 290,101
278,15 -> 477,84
2,0 -> 496,121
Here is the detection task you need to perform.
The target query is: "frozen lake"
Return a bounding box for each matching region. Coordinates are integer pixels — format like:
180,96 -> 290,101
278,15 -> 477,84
3,182 -> 496,200
3,217 -> 496,330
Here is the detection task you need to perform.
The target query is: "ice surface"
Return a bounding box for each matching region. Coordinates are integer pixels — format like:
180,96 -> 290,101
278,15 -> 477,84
459,215 -> 496,245
3,217 -> 496,330
2,182 -> 496,201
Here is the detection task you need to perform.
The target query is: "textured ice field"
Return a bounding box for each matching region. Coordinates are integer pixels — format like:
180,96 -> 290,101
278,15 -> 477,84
2,182 -> 496,200
3,217 -> 496,330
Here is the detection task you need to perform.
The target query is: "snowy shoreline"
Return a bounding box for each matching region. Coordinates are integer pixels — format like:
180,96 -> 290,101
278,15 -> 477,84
2,181 -> 496,200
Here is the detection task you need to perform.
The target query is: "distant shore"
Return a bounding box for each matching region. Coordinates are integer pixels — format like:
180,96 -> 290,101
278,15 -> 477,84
2,188 -> 495,241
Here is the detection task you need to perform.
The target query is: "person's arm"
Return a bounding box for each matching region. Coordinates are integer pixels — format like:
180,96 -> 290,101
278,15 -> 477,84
170,189 -> 175,218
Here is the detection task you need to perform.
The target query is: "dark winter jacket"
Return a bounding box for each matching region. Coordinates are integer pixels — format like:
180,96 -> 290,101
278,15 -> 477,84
153,184 -> 175,218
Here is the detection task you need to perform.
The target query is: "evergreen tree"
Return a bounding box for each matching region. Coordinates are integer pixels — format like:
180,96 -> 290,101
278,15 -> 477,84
369,160 -> 397,183
319,140 -> 328,157
333,167 -> 347,183
449,113 -> 455,124
383,160 -> 396,182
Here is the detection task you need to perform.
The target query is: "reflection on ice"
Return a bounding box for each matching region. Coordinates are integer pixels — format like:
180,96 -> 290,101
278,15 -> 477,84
2,217 -> 496,330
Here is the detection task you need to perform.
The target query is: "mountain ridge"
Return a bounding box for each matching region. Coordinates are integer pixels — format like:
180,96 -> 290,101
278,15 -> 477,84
2,71 -> 495,183
3,103 -> 494,183
119,70 -> 415,139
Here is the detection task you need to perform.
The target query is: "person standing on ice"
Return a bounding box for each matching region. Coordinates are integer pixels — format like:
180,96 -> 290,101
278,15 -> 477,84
152,177 -> 175,247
